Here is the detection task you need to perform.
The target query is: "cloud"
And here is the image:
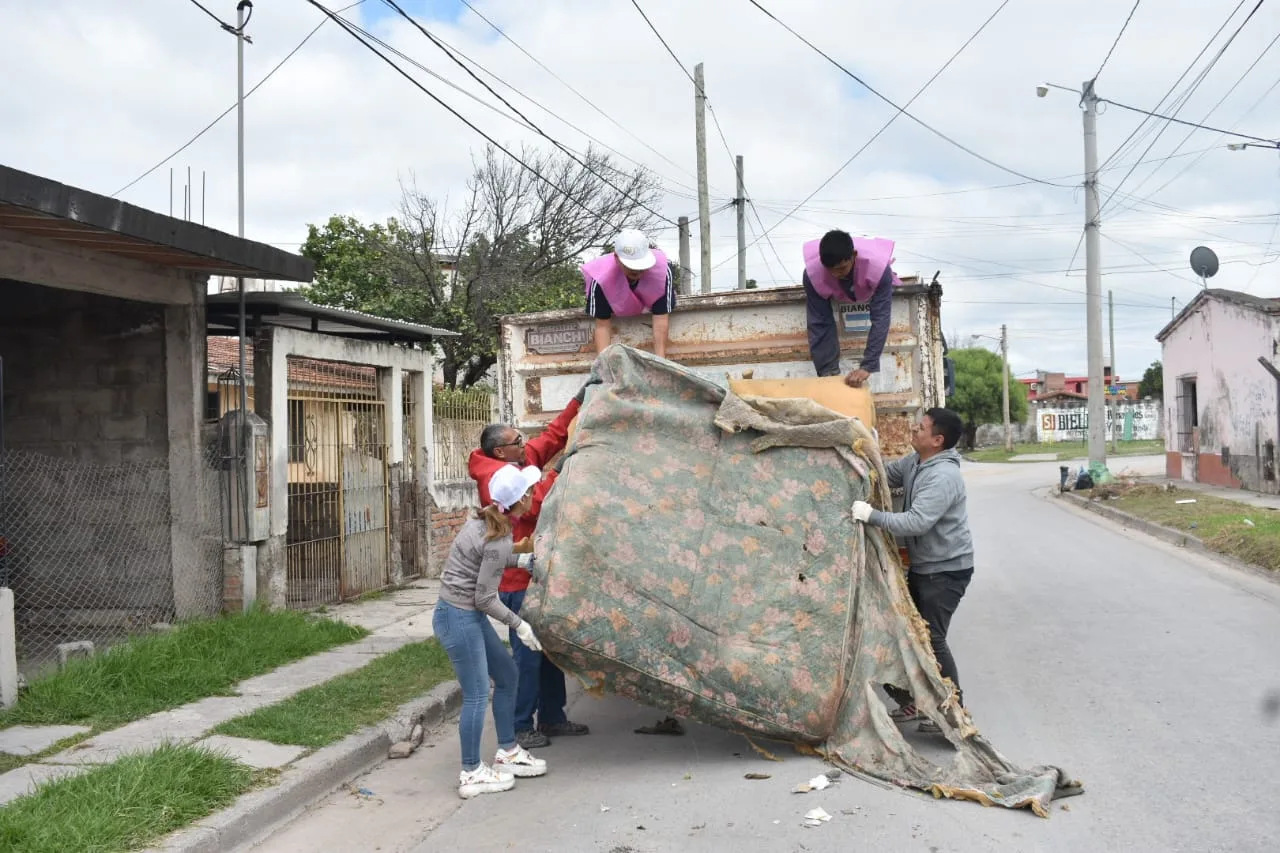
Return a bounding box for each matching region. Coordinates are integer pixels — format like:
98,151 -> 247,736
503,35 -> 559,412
3,0 -> 1277,377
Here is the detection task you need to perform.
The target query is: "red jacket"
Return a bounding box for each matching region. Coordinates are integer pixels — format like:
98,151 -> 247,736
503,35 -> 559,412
468,399 -> 580,592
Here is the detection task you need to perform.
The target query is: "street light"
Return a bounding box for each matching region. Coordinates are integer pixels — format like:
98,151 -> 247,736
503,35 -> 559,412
1227,142 -> 1280,151
1037,80 -> 1109,480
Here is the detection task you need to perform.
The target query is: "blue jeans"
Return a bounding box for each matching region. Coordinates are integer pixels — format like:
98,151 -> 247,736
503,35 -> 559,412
499,589 -> 568,732
432,599 -> 518,771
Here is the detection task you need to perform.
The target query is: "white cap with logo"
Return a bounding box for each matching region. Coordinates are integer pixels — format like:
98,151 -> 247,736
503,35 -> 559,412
489,464 -> 541,512
613,228 -> 656,271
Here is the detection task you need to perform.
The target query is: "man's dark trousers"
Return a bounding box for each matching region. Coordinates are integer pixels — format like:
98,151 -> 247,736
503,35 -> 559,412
907,568 -> 973,700
499,589 -> 568,731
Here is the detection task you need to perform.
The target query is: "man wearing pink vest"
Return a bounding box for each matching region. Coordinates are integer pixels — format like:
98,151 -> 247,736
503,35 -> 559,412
583,228 -> 675,359
802,229 -> 902,387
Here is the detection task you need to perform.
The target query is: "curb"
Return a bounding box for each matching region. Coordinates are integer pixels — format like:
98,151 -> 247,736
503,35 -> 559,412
1058,489 -> 1208,552
1052,489 -> 1280,585
145,680 -> 463,853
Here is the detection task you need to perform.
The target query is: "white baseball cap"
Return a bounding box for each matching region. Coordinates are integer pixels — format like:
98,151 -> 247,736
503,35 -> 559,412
613,228 -> 656,271
489,464 -> 541,512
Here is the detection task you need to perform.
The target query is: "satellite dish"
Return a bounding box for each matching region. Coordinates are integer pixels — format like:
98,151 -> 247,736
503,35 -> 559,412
1189,246 -> 1219,285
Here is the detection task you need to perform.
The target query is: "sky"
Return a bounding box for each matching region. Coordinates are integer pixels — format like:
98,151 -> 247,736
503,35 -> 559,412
3,0 -> 1278,379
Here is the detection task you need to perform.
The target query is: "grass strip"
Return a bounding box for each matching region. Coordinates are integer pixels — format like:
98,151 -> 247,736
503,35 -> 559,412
213,639 -> 453,748
0,743 -> 256,853
1106,484 -> 1280,571
0,608 -> 368,732
965,439 -> 1164,463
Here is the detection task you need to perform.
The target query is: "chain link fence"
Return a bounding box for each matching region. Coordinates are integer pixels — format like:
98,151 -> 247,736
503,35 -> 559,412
0,445 -> 224,678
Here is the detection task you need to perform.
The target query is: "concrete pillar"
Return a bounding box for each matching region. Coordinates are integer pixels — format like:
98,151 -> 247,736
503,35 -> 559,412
410,370 -> 432,575
252,328 -> 288,609
0,587 -> 17,709
165,280 -> 215,619
381,366 -> 404,583
382,366 -> 403,466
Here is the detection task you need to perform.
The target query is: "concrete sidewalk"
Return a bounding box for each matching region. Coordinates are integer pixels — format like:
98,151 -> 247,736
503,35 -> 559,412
0,577 -> 461,844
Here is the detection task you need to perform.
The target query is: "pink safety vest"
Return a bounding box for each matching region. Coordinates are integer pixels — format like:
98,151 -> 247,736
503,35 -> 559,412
581,249 -> 670,317
802,237 -> 901,303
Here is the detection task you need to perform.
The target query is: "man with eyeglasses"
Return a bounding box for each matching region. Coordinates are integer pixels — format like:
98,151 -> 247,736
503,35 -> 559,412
468,378 -> 599,749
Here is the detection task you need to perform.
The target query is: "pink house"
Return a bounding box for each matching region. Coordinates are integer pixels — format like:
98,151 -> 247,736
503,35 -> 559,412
1156,289 -> 1280,492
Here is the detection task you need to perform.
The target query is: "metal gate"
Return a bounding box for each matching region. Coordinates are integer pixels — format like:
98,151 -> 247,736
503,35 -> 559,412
285,358 -> 390,608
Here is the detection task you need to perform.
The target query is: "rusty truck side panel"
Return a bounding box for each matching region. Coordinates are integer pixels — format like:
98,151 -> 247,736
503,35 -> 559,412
496,282 -> 945,458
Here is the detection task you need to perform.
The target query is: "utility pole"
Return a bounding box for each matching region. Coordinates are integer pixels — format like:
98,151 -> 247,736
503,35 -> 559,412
1081,79 -> 1108,478
677,216 -> 692,296
1109,289 -> 1118,452
694,63 -> 711,294
1000,324 -> 1012,453
235,1 -> 253,546
735,155 -> 746,291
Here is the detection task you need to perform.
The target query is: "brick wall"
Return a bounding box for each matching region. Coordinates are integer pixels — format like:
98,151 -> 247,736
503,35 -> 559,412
429,503 -> 471,571
0,279 -> 175,621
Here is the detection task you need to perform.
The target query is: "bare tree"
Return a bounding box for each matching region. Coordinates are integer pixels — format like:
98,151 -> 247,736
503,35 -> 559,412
304,143 -> 665,388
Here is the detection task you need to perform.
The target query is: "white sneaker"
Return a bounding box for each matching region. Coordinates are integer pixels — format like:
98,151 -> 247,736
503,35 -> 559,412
458,763 -> 515,799
494,744 -> 548,778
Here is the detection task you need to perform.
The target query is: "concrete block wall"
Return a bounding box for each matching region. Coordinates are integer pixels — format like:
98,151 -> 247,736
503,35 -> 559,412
0,279 -> 174,618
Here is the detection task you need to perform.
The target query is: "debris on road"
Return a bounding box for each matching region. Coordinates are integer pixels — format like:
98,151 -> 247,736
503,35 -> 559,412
387,720 -> 426,759
802,807 -> 832,827
744,773 -> 772,780
634,716 -> 684,735
792,773 -> 836,793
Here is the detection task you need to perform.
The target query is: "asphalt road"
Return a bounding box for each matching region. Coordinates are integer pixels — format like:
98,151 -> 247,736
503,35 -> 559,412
245,456 -> 1280,853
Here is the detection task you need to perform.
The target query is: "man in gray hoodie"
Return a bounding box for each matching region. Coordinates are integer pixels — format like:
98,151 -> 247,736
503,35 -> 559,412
852,407 -> 973,727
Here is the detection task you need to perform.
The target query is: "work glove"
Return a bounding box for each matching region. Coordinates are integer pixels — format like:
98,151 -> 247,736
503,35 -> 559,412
851,501 -> 874,523
515,620 -> 543,652
573,375 -> 603,404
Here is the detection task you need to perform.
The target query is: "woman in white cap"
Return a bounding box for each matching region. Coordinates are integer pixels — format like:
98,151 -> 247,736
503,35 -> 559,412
433,463 -> 549,798
582,228 -> 675,359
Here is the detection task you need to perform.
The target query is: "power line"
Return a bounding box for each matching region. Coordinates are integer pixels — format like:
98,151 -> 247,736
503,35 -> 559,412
626,1 -> 789,281
1100,232 -> 1203,286
355,14 -> 708,201
1109,36 -> 1280,214
183,0 -> 247,36
628,0 -> 694,83
323,11 -> 712,211
114,0 -> 363,197
377,0 -> 673,225
718,0 -> 1019,271
746,0 -> 1068,188
1099,97 -> 1278,146
1095,0 -> 1141,81
302,0 -> 648,235
1099,0 -> 1247,171
455,0 -> 703,188
1100,0 -> 1263,210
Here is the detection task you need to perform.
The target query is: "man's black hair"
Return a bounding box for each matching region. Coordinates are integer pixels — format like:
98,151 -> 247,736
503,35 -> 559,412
480,423 -> 511,457
818,229 -> 855,268
924,407 -> 964,450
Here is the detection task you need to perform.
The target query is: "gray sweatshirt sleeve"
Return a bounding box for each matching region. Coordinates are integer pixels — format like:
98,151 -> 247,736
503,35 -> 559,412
475,540 -> 522,628
867,468 -> 959,537
804,271 -> 842,377
859,265 -> 894,373
883,454 -> 911,490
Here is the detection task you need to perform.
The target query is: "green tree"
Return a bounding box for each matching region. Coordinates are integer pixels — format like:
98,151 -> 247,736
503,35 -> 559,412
301,144 -> 663,387
1138,360 -> 1163,398
948,347 -> 1029,448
